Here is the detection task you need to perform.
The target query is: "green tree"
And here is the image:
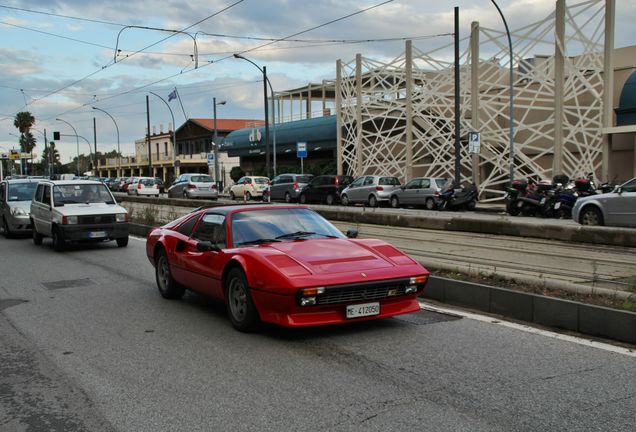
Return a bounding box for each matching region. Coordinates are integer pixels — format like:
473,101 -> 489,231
37,141 -> 62,175
14,111 -> 37,174
230,166 -> 245,183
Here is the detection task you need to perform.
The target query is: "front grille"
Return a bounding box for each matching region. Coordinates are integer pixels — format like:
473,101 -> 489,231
315,280 -> 409,305
78,215 -> 116,225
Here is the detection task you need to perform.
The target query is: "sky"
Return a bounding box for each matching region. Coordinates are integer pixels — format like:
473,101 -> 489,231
1,0 -> 635,163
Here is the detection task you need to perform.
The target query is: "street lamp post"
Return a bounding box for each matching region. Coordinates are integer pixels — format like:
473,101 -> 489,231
149,92 -> 177,179
56,118 -> 81,176
60,134 -> 93,173
213,97 -> 226,188
490,0 -> 515,185
233,54 -> 277,178
92,107 -> 121,177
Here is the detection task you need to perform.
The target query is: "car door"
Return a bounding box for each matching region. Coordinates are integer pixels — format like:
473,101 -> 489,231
346,177 -> 365,203
400,179 -> 420,205
277,175 -> 293,200
360,176 -> 375,203
180,213 -> 226,298
605,179 -> 636,227
414,178 -> 432,206
168,175 -> 186,197
303,176 -> 320,202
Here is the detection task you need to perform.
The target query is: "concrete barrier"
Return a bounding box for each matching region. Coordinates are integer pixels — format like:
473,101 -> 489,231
424,276 -> 636,344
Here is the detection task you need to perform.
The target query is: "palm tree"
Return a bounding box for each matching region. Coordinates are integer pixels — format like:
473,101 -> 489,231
13,111 -> 36,174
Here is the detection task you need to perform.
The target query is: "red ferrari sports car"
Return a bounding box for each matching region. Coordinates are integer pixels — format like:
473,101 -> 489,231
146,205 -> 429,331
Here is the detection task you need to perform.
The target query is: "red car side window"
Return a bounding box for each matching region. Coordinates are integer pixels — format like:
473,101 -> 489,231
178,214 -> 200,237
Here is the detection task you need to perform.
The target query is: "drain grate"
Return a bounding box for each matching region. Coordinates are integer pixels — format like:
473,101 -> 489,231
42,278 -> 95,290
393,309 -> 461,326
0,299 -> 27,311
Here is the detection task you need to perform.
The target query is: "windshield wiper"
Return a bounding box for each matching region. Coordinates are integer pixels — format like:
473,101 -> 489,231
276,231 -> 316,240
236,238 -> 281,246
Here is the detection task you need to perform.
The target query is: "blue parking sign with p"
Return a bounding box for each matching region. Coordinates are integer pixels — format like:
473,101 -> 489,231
297,142 -> 307,158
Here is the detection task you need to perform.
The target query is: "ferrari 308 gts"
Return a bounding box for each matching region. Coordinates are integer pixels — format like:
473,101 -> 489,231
146,205 -> 429,331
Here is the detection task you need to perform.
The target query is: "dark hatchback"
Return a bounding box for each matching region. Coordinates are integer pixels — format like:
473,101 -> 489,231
298,175 -> 354,205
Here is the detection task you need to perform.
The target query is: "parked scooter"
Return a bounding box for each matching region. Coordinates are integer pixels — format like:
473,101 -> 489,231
505,178 -> 551,217
439,182 -> 478,211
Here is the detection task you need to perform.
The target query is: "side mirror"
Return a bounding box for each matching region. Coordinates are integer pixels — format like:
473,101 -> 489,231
345,229 -> 358,239
617,186 -> 623,195
196,241 -> 220,252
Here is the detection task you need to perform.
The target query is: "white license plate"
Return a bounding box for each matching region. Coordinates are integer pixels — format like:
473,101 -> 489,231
346,302 -> 380,319
199,187 -> 209,191
88,231 -> 107,238
554,202 -> 561,210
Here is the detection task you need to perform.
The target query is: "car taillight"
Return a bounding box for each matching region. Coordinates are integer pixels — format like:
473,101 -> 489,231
335,177 -> 339,186
293,181 -> 299,190
375,186 -> 384,191
186,183 -> 196,189
434,191 -> 439,197
137,183 -> 142,189
154,184 -> 159,189
211,183 -> 217,189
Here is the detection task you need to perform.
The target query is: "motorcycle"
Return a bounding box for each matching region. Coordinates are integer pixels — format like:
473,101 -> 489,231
505,179 -> 551,217
439,182 -> 478,211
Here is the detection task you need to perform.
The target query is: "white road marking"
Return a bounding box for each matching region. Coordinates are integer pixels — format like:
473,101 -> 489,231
130,236 -> 146,242
420,302 -> 636,358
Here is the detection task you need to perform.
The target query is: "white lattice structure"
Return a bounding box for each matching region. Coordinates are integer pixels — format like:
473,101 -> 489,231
336,0 -> 611,200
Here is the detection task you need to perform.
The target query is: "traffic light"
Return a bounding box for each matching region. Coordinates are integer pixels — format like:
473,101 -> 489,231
53,131 -> 60,140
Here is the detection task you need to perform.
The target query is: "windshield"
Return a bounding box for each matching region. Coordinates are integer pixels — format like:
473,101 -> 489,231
7,182 -> 38,202
231,208 -> 345,247
53,183 -> 115,205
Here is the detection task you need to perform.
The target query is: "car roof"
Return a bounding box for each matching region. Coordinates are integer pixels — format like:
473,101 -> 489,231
40,180 -> 105,186
1,178 -> 41,183
203,204 -> 309,216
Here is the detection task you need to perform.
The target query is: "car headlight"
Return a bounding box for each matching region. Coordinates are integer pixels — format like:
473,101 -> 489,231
116,213 -> 128,222
63,216 -> 78,225
10,207 -> 27,216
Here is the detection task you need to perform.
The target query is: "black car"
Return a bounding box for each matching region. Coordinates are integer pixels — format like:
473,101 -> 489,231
298,175 -> 354,205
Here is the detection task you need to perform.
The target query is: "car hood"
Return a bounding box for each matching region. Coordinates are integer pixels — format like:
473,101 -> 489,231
268,238 -> 393,274
8,200 -> 31,212
55,203 -> 127,216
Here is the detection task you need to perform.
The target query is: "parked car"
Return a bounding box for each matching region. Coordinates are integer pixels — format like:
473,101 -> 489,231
121,177 -> 136,192
0,179 -> 40,237
167,173 -> 218,199
298,175 -> 354,205
146,205 -> 429,332
262,173 -> 313,203
389,177 -> 449,210
229,176 -> 269,200
30,180 -> 129,251
572,177 -> 636,227
340,175 -> 401,207
127,177 -> 162,197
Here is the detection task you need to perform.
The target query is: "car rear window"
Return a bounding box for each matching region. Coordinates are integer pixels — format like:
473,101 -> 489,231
379,177 -> 400,186
140,178 -> 156,186
296,175 -> 312,183
191,176 -> 213,183
435,178 -> 449,188
254,178 -> 269,184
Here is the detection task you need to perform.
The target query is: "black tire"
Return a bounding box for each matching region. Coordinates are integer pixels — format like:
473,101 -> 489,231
466,199 -> 477,211
2,217 -> 12,239
325,194 -> 335,205
225,267 -> 259,332
390,196 -> 400,208
229,191 -> 235,200
341,194 -> 350,206
368,195 -> 378,208
52,226 -> 65,252
32,222 -> 43,245
506,201 -> 521,216
284,192 -> 292,203
245,192 -> 252,201
183,190 -> 188,199
262,192 -> 268,202
424,198 -> 435,210
580,206 -> 603,226
299,194 -> 307,204
116,236 -> 129,247
155,249 -> 185,299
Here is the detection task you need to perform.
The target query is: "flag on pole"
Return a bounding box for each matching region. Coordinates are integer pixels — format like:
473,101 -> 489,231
168,88 -> 177,102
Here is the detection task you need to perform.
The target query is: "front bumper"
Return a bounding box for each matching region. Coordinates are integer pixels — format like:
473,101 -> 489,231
58,222 -> 129,242
251,290 -> 422,327
6,214 -> 31,232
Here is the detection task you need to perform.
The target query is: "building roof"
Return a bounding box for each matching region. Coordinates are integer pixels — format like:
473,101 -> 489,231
220,115 -> 336,157
190,118 -> 265,132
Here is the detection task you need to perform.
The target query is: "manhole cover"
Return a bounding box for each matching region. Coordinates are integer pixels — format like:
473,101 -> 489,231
393,309 -> 461,326
42,278 -> 95,290
0,299 -> 27,311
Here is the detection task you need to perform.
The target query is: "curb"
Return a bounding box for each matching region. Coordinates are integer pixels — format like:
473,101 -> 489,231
128,220 -> 635,344
424,276 -> 636,344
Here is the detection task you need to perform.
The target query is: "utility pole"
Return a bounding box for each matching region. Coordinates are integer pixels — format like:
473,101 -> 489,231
146,95 -> 152,176
43,128 -> 48,177
93,117 -> 97,173
454,6 -> 461,186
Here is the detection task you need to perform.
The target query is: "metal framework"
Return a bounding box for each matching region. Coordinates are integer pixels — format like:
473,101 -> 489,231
337,0 -> 609,200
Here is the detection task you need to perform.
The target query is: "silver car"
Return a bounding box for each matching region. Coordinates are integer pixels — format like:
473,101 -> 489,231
572,177 -> 636,227
0,179 -> 40,237
264,173 -> 314,202
168,174 -> 219,200
340,175 -> 401,207
389,177 -> 449,210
